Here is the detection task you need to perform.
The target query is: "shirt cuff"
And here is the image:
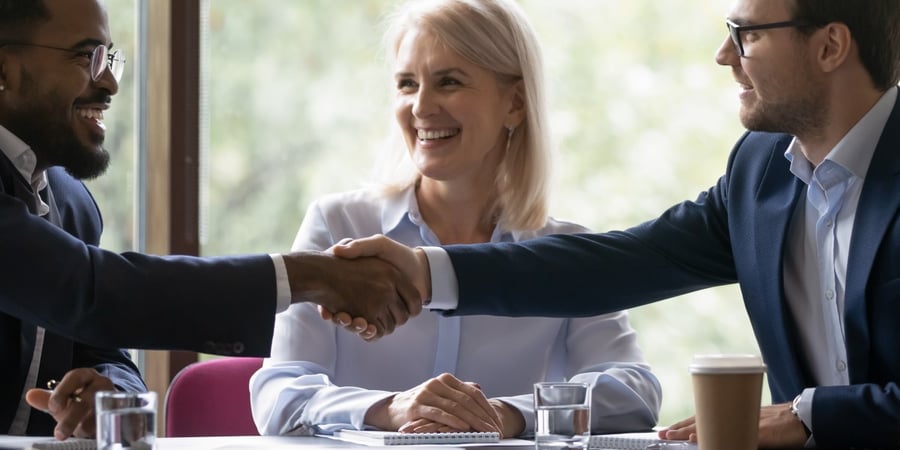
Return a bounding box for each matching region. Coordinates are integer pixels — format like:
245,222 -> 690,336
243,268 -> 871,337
797,387 -> 815,447
420,246 -> 459,310
270,253 -> 291,313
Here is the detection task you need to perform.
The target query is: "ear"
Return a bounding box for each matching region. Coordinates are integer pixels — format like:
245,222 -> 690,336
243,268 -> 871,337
0,50 -> 8,91
503,79 -> 526,129
0,48 -> 22,93
816,22 -> 852,74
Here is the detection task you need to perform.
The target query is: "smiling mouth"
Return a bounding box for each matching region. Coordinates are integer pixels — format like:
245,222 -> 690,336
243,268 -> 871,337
76,107 -> 107,131
417,128 -> 460,141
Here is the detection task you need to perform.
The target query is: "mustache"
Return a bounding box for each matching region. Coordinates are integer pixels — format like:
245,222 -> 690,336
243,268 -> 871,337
74,93 -> 113,105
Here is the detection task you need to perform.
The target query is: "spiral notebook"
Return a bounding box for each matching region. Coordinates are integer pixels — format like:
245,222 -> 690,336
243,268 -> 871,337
332,430 -> 500,446
589,432 -> 696,450
27,438 -> 96,450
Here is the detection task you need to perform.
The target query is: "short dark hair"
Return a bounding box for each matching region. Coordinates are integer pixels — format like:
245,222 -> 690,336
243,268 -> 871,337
0,0 -> 51,41
792,0 -> 900,91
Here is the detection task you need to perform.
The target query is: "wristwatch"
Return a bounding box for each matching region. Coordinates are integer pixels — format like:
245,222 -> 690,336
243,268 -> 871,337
791,394 -> 812,437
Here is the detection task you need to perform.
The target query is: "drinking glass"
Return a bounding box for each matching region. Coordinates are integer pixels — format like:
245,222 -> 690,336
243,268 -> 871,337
534,382 -> 591,449
95,391 -> 156,450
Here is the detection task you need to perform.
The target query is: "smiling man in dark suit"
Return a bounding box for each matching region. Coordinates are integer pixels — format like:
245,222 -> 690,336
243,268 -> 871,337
0,0 -> 422,440
333,0 -> 900,448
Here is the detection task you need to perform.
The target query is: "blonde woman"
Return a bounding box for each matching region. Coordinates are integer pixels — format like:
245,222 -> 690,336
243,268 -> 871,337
250,0 -> 661,438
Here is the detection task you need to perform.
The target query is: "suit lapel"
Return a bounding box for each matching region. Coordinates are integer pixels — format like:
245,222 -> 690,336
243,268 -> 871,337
0,154 -> 40,215
844,91 -> 900,382
752,139 -> 812,395
41,183 -> 62,228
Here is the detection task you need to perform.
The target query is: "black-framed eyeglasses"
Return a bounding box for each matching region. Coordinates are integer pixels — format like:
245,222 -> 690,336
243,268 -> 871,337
725,19 -> 809,57
0,42 -> 125,82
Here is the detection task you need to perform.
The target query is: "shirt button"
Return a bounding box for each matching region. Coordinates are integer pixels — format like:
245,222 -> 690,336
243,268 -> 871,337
825,219 -> 833,227
837,360 -> 847,371
825,289 -> 835,300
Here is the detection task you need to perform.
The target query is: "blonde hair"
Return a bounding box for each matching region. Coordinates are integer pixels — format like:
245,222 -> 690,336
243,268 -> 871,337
375,0 -> 551,231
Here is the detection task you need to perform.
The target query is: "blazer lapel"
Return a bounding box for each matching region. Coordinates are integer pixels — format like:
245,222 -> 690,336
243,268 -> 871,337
0,157 -> 40,215
844,91 -> 900,381
752,141 -> 812,396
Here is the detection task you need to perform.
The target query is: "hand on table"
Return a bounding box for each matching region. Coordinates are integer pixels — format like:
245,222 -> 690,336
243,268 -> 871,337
397,398 -> 525,439
25,368 -> 116,440
364,373 -> 502,434
658,402 -> 807,448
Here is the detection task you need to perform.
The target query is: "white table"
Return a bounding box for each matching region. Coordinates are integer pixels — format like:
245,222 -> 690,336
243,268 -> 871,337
0,435 -> 535,450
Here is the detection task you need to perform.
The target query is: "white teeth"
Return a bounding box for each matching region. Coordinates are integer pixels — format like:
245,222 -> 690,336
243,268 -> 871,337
76,108 -> 106,130
76,108 -> 105,121
417,129 -> 459,140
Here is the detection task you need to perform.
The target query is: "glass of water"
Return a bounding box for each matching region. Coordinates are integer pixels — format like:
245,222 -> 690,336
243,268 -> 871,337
534,382 -> 591,449
95,391 -> 156,450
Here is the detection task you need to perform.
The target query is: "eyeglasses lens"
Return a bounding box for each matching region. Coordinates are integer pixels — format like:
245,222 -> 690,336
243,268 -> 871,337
91,45 -> 125,82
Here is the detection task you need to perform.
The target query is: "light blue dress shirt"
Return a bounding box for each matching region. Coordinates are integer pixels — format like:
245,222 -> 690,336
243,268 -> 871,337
250,186 -> 662,436
782,88 -> 896,441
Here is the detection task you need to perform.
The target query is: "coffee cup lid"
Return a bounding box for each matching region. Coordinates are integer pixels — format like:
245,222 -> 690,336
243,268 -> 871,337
689,354 -> 766,374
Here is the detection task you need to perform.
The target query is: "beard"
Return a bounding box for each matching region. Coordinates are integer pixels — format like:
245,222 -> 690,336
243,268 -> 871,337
739,60 -> 827,137
740,88 -> 826,136
7,72 -> 111,180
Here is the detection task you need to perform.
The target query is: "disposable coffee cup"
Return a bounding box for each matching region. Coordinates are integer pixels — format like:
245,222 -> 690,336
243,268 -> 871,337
689,354 -> 765,450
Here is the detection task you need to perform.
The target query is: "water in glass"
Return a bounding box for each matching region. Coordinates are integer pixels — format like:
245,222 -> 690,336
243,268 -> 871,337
535,403 -> 590,448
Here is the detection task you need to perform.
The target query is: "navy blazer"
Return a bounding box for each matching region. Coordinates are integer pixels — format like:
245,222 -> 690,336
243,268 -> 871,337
446,88 -> 900,448
0,162 -> 146,435
0,154 -> 278,356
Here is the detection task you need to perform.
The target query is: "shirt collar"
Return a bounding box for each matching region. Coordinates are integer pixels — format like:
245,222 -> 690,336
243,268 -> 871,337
0,125 -> 39,183
378,184 -> 512,243
785,88 -> 897,183
0,124 -> 49,215
380,185 -> 418,235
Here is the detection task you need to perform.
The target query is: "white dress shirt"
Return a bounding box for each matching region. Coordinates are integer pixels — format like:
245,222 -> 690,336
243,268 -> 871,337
250,187 -> 661,436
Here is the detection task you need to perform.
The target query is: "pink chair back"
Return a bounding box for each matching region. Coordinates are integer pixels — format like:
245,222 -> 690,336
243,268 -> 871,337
164,357 -> 263,437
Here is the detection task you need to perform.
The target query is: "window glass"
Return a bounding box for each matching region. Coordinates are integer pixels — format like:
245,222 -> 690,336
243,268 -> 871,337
89,0 -> 137,253
204,0 -> 765,424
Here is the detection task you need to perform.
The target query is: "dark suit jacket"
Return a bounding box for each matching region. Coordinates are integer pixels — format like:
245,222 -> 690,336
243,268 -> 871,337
445,87 -> 900,449
0,153 -> 277,355
0,161 -> 147,435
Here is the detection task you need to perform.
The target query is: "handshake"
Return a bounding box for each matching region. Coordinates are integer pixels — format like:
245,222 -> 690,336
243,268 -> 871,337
283,234 -> 431,340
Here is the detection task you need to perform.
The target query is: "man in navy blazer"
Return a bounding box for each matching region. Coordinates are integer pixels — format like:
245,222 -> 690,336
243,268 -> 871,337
333,0 -> 900,448
0,159 -> 147,438
0,0 -> 421,440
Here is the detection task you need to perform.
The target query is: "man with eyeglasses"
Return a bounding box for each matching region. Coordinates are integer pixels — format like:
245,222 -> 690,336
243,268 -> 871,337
0,0 -> 422,440
332,0 -> 900,448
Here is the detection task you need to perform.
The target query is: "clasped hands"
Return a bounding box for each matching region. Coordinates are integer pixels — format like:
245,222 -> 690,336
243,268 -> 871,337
285,234 -> 430,340
364,373 -> 525,438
